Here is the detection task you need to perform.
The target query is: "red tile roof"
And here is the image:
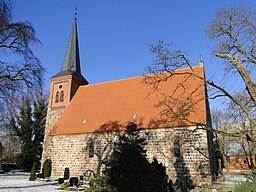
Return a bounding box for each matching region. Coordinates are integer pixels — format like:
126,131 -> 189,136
49,66 -> 207,136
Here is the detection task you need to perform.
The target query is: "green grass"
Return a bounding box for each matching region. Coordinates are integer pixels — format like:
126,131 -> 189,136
234,178 -> 256,192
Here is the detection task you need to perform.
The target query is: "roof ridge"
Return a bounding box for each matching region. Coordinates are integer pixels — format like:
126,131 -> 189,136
81,65 -> 203,88
82,75 -> 144,88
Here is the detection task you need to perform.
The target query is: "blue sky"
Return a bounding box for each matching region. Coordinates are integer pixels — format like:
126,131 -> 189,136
13,0 -> 255,108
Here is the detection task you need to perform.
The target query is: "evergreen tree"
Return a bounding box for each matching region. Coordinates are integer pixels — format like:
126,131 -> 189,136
31,98 -> 47,167
42,159 -> 52,178
11,96 -> 47,171
150,157 -> 170,192
15,98 -> 34,171
104,122 -> 170,192
29,162 -> 37,181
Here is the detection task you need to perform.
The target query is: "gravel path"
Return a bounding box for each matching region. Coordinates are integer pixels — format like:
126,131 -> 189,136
0,172 -> 59,192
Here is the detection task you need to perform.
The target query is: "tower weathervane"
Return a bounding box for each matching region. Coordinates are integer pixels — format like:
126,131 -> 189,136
74,7 -> 78,19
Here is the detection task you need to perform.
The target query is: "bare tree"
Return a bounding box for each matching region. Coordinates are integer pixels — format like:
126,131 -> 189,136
206,5 -> 256,106
212,96 -> 255,171
0,0 -> 45,107
212,104 -> 256,170
211,109 -> 230,169
0,0 -> 45,166
226,92 -> 256,169
145,5 -> 256,141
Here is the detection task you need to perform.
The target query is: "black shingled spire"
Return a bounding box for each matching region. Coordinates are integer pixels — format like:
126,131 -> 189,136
52,18 -> 88,84
61,18 -> 80,73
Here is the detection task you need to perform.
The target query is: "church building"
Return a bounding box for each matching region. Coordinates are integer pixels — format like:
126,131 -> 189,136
41,18 -> 217,186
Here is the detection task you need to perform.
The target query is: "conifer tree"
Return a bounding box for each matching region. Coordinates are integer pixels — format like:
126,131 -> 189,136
42,159 -> 52,178
29,162 -> 37,181
15,98 -> 34,171
104,122 -> 170,192
11,96 -> 47,171
31,98 -> 47,167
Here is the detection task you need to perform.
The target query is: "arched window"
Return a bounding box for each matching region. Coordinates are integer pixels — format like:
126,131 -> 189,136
88,141 -> 94,158
55,91 -> 60,103
173,138 -> 181,158
60,91 -> 64,102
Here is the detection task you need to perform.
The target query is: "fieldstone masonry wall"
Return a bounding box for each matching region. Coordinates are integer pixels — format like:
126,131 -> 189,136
143,127 -> 212,185
41,109 -> 64,167
46,126 -> 213,186
48,135 -> 89,177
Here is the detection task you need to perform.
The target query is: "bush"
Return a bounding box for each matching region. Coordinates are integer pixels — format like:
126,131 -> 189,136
104,123 -> 171,192
87,174 -> 116,192
234,178 -> 256,192
29,162 -> 36,181
42,159 -> 52,178
86,123 -> 173,192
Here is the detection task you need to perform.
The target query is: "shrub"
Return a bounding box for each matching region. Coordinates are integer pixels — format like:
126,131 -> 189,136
87,174 -> 116,192
29,162 -> 37,181
42,159 -> 52,178
104,123 -> 171,192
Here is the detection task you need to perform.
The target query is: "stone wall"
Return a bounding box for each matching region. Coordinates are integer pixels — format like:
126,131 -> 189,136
143,127 -> 213,185
46,126 -> 213,186
41,109 -> 64,167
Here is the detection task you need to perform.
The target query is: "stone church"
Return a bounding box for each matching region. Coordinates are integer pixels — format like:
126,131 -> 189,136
41,18 -> 218,186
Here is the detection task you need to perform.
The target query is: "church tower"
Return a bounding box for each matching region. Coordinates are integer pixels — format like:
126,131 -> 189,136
41,17 -> 88,164
48,17 -> 88,111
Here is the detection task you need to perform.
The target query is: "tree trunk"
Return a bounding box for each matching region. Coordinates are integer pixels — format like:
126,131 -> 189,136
222,154 -> 229,169
216,54 -> 256,106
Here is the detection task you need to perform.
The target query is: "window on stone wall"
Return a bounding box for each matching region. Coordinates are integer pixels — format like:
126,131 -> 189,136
60,91 -> 64,102
55,91 -> 60,103
88,141 -> 94,158
173,138 -> 181,158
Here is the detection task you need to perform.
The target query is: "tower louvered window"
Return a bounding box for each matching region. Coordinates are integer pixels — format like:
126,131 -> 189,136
55,91 -> 60,103
60,91 -> 64,102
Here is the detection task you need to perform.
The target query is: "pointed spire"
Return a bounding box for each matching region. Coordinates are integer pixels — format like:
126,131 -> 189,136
52,18 -> 88,84
61,18 -> 80,73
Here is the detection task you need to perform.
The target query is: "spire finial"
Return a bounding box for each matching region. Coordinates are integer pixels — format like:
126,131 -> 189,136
198,54 -> 204,66
74,7 -> 78,20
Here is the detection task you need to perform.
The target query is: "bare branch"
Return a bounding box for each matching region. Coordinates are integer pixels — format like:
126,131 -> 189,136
0,0 -> 45,110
